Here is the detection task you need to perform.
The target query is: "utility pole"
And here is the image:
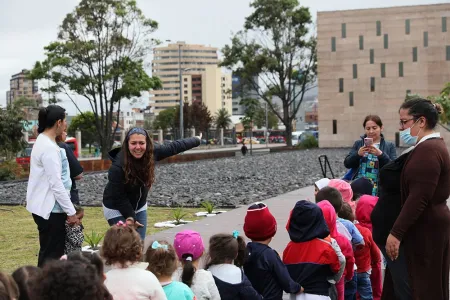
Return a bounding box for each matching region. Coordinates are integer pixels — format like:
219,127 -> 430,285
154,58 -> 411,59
178,43 -> 184,139
265,102 -> 268,148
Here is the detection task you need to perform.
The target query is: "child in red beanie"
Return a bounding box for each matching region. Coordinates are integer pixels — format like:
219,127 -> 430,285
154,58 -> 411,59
243,202 -> 302,300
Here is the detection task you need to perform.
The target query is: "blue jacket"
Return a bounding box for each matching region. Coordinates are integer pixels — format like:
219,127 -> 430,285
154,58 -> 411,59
244,242 -> 301,300
344,135 -> 397,180
213,270 -> 262,300
338,218 -> 364,248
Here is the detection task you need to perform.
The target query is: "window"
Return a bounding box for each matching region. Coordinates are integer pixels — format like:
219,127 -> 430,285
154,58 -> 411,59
184,84 -> 188,88
381,63 -> 386,78
184,90 -> 188,94
406,89 -> 411,95
184,78 -> 187,82
370,77 -> 375,92
331,37 -> 336,52
342,23 -> 346,38
447,46 -> 450,61
405,19 -> 410,35
349,92 -> 354,107
384,34 -> 388,49
353,64 -> 358,79
376,21 -> 381,36
333,120 -> 337,134
443,17 -> 448,32
359,35 -> 364,50
339,78 -> 344,93
413,47 -> 418,62
424,31 -> 428,47
370,49 -> 374,64
399,62 -> 404,77
184,96 -> 188,101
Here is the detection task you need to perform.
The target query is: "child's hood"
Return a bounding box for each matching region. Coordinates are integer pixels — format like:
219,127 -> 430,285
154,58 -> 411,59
356,195 -> 378,231
317,200 -> 338,238
286,200 -> 329,243
208,264 -> 243,284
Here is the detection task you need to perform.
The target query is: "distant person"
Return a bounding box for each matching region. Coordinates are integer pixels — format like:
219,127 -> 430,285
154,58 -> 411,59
344,115 -> 397,196
241,143 -> 248,156
102,127 -> 201,240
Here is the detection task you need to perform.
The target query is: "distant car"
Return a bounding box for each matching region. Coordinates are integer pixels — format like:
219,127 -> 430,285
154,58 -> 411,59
243,138 -> 260,144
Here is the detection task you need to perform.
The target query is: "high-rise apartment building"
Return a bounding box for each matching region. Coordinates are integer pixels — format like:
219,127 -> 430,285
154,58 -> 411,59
6,69 -> 42,107
317,3 -> 450,147
151,42 -> 231,115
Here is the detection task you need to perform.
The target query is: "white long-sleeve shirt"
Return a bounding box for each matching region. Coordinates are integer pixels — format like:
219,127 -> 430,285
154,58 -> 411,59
26,133 -> 76,219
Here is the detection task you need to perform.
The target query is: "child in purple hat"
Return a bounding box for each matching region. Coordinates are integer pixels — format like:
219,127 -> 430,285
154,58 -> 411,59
172,230 -> 221,300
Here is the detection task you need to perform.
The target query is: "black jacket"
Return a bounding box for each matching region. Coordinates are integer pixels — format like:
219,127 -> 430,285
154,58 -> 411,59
213,270 -> 262,300
371,151 -> 411,246
102,137 -> 200,219
344,135 -> 397,179
58,142 -> 83,205
244,242 -> 300,300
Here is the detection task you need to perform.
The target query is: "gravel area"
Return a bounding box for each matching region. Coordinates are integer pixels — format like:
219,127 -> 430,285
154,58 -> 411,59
0,149 -> 350,207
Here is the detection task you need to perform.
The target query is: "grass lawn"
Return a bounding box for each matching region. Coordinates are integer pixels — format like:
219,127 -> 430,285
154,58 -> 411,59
0,205 -> 201,273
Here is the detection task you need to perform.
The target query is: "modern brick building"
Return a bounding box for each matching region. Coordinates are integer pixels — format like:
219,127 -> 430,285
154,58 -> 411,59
6,69 -> 42,107
317,3 -> 450,147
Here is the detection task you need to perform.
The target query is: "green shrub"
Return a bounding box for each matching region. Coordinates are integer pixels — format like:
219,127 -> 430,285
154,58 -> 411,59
172,207 -> 188,225
200,200 -> 215,214
297,135 -> 318,149
0,161 -> 23,181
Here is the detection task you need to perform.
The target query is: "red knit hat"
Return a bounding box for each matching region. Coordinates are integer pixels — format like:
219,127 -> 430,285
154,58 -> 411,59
243,202 -> 277,241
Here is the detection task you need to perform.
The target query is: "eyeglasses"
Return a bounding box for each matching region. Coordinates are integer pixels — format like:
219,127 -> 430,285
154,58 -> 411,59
399,118 -> 415,128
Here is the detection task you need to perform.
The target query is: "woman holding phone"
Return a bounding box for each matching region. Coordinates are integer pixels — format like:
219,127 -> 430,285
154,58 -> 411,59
344,115 -> 397,195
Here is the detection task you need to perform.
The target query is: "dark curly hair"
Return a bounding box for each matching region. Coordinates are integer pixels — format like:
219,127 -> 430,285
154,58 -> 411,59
12,266 -> 42,300
67,251 -> 105,280
145,240 -> 178,279
122,128 -> 155,188
206,233 -> 247,269
101,224 -> 143,267
400,98 -> 444,130
0,271 -> 19,300
30,260 -> 111,300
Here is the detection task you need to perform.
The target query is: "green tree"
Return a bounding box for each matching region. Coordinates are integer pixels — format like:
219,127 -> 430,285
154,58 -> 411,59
404,92 -> 450,125
221,0 -> 316,146
175,102 -> 213,135
254,105 -> 279,129
441,82 -> 450,97
153,107 -> 177,134
14,96 -> 38,108
29,0 -> 162,158
68,112 -> 98,153
0,104 -> 27,160
214,108 -> 232,130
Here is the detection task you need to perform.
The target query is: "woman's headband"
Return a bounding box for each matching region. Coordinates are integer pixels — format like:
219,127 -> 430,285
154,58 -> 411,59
127,127 -> 148,138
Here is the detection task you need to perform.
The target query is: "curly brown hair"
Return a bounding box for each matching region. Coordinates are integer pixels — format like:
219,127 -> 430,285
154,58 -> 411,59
206,233 -> 247,269
0,271 -> 19,300
145,241 -> 178,279
101,225 -> 143,267
122,128 -> 155,188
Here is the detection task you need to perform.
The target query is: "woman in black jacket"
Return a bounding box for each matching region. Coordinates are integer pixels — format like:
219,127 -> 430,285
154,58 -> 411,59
343,115 -> 397,195
102,127 -> 201,239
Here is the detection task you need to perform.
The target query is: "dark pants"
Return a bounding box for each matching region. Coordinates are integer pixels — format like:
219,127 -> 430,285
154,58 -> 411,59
107,210 -> 148,240
32,213 -> 67,267
345,272 -> 357,300
379,245 -> 412,300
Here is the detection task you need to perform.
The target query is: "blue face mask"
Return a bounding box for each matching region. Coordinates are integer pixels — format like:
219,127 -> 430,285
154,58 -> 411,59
399,127 -> 417,145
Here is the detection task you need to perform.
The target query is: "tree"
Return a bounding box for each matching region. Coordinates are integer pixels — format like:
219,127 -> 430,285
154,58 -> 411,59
221,0 -> 316,146
441,82 -> 450,97
68,112 -> 98,153
153,107 -> 176,134
254,104 -> 279,129
215,108 -> 232,130
29,0 -> 162,158
174,102 -> 213,135
404,92 -> 450,125
0,104 -> 27,160
14,96 -> 38,108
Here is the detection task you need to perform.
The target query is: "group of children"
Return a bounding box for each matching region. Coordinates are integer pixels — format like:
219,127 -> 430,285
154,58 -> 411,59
0,177 -> 382,300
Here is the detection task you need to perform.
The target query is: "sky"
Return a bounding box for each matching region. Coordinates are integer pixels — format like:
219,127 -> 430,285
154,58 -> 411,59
0,0 -> 446,115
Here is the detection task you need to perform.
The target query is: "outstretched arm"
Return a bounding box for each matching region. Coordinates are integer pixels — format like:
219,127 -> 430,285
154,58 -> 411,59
153,136 -> 201,161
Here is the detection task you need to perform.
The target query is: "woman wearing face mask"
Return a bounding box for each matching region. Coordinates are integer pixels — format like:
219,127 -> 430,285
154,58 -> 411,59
26,105 -> 79,267
102,127 -> 201,240
384,98 -> 450,300
344,115 -> 397,195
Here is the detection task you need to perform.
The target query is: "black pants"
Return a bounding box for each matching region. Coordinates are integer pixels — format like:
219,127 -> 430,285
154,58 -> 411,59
32,213 -> 67,267
379,245 -> 412,300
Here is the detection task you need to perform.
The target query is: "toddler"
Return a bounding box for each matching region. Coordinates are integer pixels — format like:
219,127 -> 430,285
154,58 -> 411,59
65,205 -> 84,254
314,178 -> 330,196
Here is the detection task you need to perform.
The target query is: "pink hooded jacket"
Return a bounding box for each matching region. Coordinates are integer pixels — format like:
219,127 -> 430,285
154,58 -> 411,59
318,201 -> 355,300
328,179 -> 355,212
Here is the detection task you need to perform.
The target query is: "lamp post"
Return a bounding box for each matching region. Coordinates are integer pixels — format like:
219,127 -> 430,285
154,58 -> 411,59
178,43 -> 184,139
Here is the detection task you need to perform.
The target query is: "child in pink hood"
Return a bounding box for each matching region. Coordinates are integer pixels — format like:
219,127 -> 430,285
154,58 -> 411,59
328,179 -> 355,213
355,195 -> 382,300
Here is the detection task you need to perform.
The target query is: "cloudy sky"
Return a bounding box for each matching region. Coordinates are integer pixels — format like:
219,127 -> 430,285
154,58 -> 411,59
0,0 -> 445,114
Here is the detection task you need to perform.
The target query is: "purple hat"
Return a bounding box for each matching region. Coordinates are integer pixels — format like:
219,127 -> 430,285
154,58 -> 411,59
173,230 -> 205,261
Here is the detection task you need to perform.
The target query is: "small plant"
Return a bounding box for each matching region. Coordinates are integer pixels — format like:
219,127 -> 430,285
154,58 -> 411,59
84,230 -> 104,250
297,135 -> 318,149
172,207 -> 188,225
201,200 -> 215,214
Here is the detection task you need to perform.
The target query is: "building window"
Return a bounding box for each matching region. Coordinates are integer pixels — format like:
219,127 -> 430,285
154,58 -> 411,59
424,31 -> 428,47
184,96 -> 188,101
443,17 -> 448,32
331,37 -> 336,52
381,63 -> 386,78
184,84 -> 188,88
184,78 -> 187,82
349,92 -> 354,107
339,78 -> 344,93
384,34 -> 388,49
399,62 -> 404,77
353,64 -> 357,79
376,21 -> 381,36
342,23 -> 346,38
447,46 -> 450,61
333,120 -> 337,134
370,77 -> 375,92
405,19 -> 410,35
406,89 -> 411,95
370,49 -> 374,64
413,47 -> 418,62
184,90 -> 188,94
359,35 -> 364,50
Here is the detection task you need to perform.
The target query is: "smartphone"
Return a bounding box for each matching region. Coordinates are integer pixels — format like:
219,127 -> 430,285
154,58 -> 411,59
364,138 -> 373,147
